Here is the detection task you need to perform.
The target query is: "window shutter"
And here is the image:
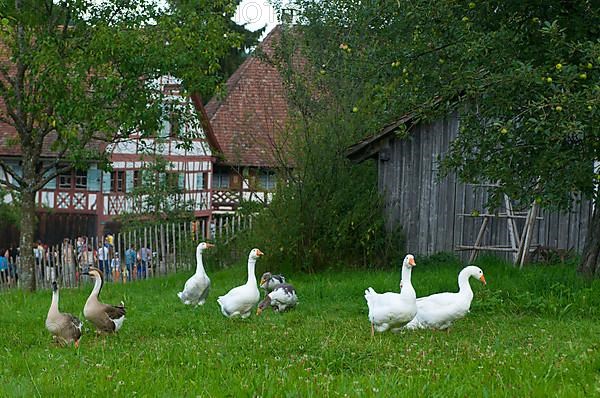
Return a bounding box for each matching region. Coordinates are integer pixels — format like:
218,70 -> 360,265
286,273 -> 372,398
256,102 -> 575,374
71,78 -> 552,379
126,170 -> 134,192
160,120 -> 170,138
102,171 -> 111,193
44,167 -> 56,189
222,173 -> 230,188
87,167 -> 100,191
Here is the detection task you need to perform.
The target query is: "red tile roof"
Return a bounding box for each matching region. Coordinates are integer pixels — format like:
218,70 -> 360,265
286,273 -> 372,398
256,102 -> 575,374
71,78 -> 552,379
205,26 -> 289,167
0,44 -> 19,157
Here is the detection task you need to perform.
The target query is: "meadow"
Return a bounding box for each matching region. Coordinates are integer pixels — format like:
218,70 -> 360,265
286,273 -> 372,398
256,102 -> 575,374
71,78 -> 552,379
1,254 -> 600,397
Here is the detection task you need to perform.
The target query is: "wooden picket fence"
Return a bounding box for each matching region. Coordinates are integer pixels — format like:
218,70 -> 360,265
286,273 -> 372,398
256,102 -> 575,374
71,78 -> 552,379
0,214 -> 252,291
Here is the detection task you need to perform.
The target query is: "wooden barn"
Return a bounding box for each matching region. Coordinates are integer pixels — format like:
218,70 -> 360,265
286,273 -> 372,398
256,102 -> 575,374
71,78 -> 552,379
346,112 -> 593,263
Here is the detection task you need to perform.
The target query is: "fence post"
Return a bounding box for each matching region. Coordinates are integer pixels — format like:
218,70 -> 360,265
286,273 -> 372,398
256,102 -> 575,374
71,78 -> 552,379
143,227 -> 149,279
160,224 -> 166,275
165,223 -> 171,275
172,222 -> 177,272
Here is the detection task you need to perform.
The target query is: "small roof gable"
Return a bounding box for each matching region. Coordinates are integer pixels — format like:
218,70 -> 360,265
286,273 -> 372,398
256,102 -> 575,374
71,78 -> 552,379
205,26 -> 289,168
346,113 -> 418,164
346,97 -> 449,163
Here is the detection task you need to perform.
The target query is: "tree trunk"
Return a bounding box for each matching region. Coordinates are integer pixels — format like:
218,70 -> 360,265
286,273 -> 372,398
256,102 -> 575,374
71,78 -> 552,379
578,197 -> 600,278
19,189 -> 37,291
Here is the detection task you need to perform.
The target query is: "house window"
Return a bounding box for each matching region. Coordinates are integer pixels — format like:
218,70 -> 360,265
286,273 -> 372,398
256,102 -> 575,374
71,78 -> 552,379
111,170 -> 126,192
166,172 -> 180,189
133,170 -> 142,187
258,170 -> 277,190
212,171 -> 230,189
169,114 -> 180,138
196,173 -> 207,190
75,170 -> 87,189
58,174 -> 72,189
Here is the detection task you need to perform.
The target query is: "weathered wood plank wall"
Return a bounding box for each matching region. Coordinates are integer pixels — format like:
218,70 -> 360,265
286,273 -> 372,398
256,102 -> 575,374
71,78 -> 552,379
377,113 -> 592,259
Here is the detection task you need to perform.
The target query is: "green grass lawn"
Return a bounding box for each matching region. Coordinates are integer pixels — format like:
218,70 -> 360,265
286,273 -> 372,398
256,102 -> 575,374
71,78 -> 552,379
1,255 -> 600,397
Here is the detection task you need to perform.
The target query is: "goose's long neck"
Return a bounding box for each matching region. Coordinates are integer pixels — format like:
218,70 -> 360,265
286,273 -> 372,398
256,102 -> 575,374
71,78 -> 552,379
49,291 -> 60,316
246,258 -> 257,286
458,270 -> 474,299
400,264 -> 413,287
400,263 -> 416,298
195,249 -> 206,276
89,276 -> 103,300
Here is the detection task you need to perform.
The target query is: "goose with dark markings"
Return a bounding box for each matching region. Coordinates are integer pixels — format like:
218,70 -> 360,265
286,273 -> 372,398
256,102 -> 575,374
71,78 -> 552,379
256,283 -> 298,315
83,267 -> 126,333
46,281 -> 83,347
259,272 -> 286,293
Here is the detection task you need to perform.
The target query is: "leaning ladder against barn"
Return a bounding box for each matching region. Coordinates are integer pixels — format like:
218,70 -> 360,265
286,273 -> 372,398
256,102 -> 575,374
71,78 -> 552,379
456,184 -> 541,268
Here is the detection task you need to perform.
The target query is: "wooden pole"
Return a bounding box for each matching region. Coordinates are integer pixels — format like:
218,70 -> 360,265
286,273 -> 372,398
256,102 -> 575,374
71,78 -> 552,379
519,202 -> 539,269
503,195 -> 519,263
172,222 -> 177,272
469,216 -> 489,263
143,227 -> 148,279
154,225 -> 159,275
161,224 -> 167,275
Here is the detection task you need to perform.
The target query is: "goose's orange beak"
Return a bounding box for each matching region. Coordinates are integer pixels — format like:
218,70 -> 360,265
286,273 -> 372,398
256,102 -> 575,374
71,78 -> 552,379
256,249 -> 264,256
206,243 -> 215,248
479,275 -> 487,285
408,257 -> 416,266
256,307 -> 263,316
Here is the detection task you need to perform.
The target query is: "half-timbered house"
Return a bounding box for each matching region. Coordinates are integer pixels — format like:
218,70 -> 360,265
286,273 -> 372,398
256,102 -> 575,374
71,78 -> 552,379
0,76 -> 219,244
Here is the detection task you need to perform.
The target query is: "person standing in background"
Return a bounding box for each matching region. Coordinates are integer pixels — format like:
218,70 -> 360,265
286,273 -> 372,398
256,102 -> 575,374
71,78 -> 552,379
80,244 -> 94,284
61,239 -> 75,287
138,246 -> 148,279
34,241 -> 44,281
125,245 -> 136,282
97,243 -> 109,280
0,249 -> 9,285
110,252 -> 121,282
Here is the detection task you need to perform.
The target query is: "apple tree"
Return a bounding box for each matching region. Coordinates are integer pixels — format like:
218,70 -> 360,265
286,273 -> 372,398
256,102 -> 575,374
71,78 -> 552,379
288,0 -> 599,275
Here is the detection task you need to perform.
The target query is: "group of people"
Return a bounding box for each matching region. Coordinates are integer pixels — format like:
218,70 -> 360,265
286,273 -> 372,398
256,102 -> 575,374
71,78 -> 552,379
0,235 -> 154,288
0,246 -> 18,286
75,236 -> 153,283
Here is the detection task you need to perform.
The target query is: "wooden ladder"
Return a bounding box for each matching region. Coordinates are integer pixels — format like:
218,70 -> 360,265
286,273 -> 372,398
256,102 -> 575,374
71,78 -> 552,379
456,192 -> 540,268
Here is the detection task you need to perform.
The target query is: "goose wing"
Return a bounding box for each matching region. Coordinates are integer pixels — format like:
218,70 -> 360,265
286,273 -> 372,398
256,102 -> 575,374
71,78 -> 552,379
269,284 -> 297,306
94,302 -> 126,332
62,313 -> 83,341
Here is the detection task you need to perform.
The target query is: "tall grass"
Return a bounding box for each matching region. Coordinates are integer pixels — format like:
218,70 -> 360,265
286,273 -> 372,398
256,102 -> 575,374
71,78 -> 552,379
1,254 -> 599,397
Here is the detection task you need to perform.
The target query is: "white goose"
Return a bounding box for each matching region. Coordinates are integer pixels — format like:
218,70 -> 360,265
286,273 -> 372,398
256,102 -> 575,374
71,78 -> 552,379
46,281 -> 83,347
177,242 -> 214,306
365,254 -> 417,336
217,248 -> 263,318
405,265 -> 486,330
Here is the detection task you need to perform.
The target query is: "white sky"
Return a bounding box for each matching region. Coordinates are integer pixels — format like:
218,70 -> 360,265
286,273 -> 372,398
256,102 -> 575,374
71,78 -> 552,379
91,0 -> 279,40
233,0 -> 279,40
